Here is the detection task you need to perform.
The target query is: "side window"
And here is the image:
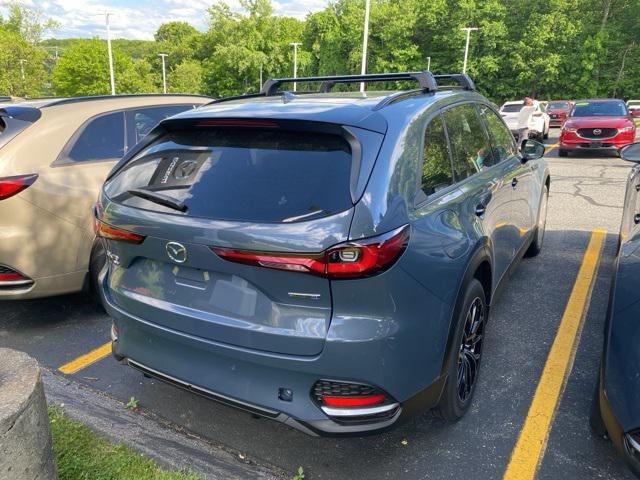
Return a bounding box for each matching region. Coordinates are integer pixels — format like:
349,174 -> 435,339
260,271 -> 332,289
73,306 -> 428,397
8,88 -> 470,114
66,111 -> 125,163
478,104 -> 518,165
127,105 -> 194,147
442,104 -> 493,180
421,115 -> 454,196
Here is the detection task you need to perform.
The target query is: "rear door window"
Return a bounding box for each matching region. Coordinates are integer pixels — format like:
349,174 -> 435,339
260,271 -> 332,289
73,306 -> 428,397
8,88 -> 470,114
477,104 -> 518,166
443,104 -> 493,180
126,105 -> 195,147
421,114 -> 454,196
105,127 -> 353,223
64,111 -> 126,163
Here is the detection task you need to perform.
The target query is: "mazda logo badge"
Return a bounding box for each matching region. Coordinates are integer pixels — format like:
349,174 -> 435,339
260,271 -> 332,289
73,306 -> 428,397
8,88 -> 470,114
593,128 -> 602,135
174,160 -> 198,180
166,242 -> 187,263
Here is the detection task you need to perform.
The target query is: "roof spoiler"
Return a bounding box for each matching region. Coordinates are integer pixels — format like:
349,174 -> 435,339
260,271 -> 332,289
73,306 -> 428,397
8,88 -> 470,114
0,106 -> 41,123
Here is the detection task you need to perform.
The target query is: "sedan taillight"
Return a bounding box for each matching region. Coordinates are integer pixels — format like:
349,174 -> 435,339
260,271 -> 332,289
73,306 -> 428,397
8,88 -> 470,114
0,174 -> 38,200
212,225 -> 410,279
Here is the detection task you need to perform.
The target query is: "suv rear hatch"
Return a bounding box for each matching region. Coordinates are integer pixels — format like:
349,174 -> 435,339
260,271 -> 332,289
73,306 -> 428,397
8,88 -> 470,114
101,119 -> 384,356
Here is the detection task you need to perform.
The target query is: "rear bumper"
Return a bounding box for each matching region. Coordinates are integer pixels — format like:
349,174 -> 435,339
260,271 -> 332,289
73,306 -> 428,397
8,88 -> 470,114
0,270 -> 86,299
598,371 -> 640,477
101,269 -> 447,436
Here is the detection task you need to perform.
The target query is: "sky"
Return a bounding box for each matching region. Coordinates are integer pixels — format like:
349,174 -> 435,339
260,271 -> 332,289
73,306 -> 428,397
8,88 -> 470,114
6,0 -> 330,40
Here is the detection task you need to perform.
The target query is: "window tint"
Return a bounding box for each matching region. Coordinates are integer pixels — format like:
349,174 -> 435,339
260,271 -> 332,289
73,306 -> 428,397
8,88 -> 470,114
129,105 -> 193,146
571,101 -> 627,117
66,111 -> 125,163
443,104 -> 493,180
105,128 -> 353,223
478,104 -> 518,165
421,115 -> 453,196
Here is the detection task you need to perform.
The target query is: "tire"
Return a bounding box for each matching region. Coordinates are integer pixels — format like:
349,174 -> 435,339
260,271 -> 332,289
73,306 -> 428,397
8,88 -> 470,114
558,148 -> 568,157
89,241 -> 106,307
526,184 -> 548,257
590,375 -> 607,438
434,279 -> 487,421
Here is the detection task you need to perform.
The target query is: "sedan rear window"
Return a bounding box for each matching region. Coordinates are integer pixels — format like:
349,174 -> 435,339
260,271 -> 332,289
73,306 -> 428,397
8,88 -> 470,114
548,101 -> 570,110
105,128 -> 353,223
501,104 -> 523,113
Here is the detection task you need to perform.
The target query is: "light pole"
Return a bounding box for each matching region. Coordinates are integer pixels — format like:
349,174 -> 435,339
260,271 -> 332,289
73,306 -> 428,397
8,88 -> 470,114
105,13 -> 115,95
290,42 -> 302,91
460,27 -> 478,74
158,53 -> 168,94
427,56 -> 431,71
259,64 -> 263,90
19,59 -> 26,94
360,0 -> 371,92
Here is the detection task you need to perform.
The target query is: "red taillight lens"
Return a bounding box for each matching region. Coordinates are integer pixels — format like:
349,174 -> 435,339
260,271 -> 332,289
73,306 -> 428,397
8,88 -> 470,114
0,174 -> 38,200
94,218 -> 145,244
212,225 -> 409,279
321,393 -> 386,408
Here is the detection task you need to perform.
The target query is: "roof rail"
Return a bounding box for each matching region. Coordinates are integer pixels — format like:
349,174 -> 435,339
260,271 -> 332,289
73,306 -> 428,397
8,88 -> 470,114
261,71 -> 438,95
41,93 -> 213,108
205,71 -> 476,107
432,74 -> 476,91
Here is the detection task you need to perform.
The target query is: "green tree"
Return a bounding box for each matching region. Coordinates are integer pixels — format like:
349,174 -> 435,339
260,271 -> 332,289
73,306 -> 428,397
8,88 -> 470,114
168,60 -> 204,94
52,39 -> 155,96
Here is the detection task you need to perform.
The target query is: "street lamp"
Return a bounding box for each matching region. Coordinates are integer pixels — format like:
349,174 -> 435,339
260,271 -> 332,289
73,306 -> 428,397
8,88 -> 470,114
360,0 -> 371,92
105,13 -> 115,95
427,56 -> 431,71
460,27 -> 478,74
19,59 -> 26,95
158,53 -> 168,94
290,42 -> 302,92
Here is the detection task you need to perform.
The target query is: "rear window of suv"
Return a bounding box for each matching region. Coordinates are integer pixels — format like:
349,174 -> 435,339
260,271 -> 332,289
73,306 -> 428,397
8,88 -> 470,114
105,127 -> 353,223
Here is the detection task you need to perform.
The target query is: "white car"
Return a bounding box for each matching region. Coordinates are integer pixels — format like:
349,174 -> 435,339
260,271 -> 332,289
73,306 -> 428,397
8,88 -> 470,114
627,100 -> 640,118
499,100 -> 550,140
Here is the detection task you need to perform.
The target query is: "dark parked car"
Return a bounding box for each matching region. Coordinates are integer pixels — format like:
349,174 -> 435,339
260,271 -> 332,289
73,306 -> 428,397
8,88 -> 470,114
559,99 -> 636,157
547,100 -> 573,127
95,72 -> 549,436
591,141 -> 640,477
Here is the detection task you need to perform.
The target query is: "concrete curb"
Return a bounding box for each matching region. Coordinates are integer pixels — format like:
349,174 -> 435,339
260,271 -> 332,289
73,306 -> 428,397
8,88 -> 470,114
41,368 -> 287,480
0,348 -> 57,480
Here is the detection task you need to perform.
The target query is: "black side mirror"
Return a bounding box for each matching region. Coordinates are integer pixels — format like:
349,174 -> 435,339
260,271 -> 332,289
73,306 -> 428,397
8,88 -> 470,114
520,139 -> 545,162
620,142 -> 640,163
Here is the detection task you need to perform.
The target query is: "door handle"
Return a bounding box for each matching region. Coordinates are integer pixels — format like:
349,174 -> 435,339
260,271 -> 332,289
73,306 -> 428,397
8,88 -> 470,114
511,177 -> 519,188
635,184 -> 640,192
475,204 -> 486,216
635,213 -> 640,225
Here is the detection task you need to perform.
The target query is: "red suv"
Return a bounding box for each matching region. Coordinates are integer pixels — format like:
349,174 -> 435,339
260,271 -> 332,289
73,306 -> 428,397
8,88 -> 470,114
559,99 -> 636,157
547,100 -> 572,127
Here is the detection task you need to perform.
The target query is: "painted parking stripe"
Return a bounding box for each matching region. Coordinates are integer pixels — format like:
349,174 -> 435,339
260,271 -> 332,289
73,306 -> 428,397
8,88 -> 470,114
502,228 -> 606,480
58,341 -> 112,375
545,142 -> 559,152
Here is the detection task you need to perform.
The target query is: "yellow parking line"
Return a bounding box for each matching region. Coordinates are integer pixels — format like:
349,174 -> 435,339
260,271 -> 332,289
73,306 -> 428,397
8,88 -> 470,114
545,142 -> 559,152
58,341 -> 112,375
503,228 -> 606,480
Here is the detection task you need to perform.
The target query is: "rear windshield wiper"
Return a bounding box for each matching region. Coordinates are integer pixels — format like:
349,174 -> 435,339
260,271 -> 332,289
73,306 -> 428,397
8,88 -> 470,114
127,188 -> 187,212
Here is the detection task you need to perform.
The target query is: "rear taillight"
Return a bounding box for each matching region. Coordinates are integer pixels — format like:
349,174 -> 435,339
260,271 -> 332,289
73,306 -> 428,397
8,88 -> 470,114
94,218 -> 145,244
212,225 -> 409,279
0,174 -> 38,200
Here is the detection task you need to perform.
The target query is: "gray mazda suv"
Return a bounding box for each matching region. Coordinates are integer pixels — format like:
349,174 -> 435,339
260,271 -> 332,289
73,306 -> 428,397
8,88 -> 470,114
95,72 -> 549,436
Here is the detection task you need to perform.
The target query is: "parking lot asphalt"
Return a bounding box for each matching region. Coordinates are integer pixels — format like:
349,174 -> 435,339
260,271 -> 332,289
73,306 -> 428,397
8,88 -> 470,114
0,129 -> 637,480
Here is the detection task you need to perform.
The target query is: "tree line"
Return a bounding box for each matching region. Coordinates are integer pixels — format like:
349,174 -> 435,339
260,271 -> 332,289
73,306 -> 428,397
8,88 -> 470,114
1,0 -> 639,103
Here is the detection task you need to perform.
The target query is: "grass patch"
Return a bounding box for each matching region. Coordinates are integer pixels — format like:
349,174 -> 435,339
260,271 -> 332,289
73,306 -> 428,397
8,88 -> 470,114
48,406 -> 200,480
